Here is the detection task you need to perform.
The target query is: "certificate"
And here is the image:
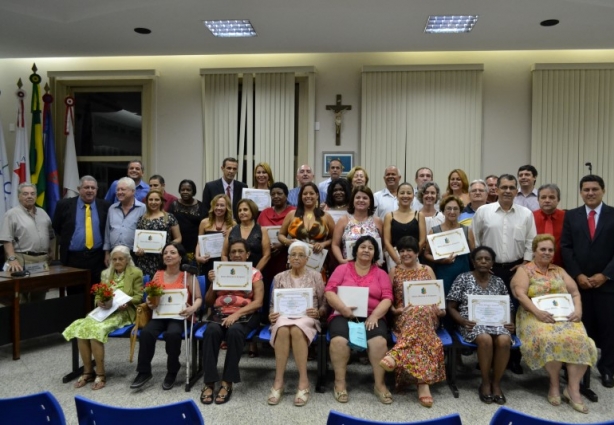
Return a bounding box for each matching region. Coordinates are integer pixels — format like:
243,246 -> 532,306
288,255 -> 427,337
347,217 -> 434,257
242,188 -> 271,211
336,286 -> 369,318
199,233 -> 224,258
88,289 -> 133,322
306,249 -> 328,272
427,228 -> 470,260
403,280 -> 445,309
153,289 -> 188,320
532,293 -> 574,321
213,261 -> 252,290
133,230 -> 167,253
274,288 -> 313,318
345,237 -> 384,263
327,210 -> 347,224
468,295 -> 510,326
265,226 -> 282,245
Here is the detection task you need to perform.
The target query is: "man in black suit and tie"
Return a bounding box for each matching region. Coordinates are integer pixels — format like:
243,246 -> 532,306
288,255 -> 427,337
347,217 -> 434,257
202,157 -> 247,219
561,174 -> 614,388
53,176 -> 110,293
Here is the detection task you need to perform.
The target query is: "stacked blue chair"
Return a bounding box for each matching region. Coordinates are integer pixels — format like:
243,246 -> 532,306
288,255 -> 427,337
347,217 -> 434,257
0,391 -> 66,424
75,395 -> 203,425
489,406 -> 614,424
327,410 -> 462,425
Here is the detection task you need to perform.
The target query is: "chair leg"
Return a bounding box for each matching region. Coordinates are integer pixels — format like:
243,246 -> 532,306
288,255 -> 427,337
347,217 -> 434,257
447,346 -> 459,398
316,332 -> 327,393
580,367 -> 598,402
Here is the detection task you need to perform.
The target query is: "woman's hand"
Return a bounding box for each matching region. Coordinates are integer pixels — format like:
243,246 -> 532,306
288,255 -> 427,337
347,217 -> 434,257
533,309 -> 555,324
312,242 -> 323,254
365,315 -> 379,331
430,305 -> 446,318
195,252 -> 211,264
222,311 -> 242,327
439,254 -> 456,265
461,318 -> 477,330
270,242 -> 282,252
269,312 -> 280,324
390,305 -> 403,316
179,304 -> 196,318
339,305 -> 356,319
116,303 -> 128,311
306,307 -> 320,320
207,270 -> 216,282
567,310 -> 582,322
503,322 -> 515,333
145,298 -> 157,310
97,301 -> 112,310
135,248 -> 145,257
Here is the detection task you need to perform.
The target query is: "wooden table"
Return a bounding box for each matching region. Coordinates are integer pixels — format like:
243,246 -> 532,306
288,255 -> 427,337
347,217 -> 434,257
0,266 -> 90,361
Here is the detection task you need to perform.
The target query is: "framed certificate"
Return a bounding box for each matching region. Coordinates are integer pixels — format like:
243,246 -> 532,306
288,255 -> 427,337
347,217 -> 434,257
274,288 -> 313,318
199,233 -> 224,258
306,248 -> 328,272
327,210 -> 347,224
345,237 -> 383,263
242,188 -> 271,211
468,295 -> 510,326
153,289 -> 188,320
213,261 -> 252,290
88,289 -> 133,322
265,226 -> 282,245
532,293 -> 574,321
134,230 -> 167,253
336,286 -> 369,318
403,280 -> 445,309
427,228 -> 470,260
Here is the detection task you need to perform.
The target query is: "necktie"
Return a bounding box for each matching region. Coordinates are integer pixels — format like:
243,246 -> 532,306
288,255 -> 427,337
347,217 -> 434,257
588,210 -> 596,240
226,184 -> 231,201
85,204 -> 94,249
544,214 -> 554,236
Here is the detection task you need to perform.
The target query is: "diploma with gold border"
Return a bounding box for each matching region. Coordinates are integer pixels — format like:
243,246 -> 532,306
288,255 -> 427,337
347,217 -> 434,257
468,295 -> 510,326
403,280 -> 445,309
242,188 -> 271,211
532,293 -> 574,322
427,228 -> 470,260
213,261 -> 252,290
133,230 -> 167,253
274,288 -> 313,318
153,289 -> 188,320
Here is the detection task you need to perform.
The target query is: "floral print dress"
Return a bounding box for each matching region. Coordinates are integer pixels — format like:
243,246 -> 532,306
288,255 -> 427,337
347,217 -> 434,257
135,213 -> 178,277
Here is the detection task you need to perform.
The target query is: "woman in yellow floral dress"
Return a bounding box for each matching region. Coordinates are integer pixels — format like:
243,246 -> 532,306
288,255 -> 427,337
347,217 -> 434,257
512,234 -> 597,414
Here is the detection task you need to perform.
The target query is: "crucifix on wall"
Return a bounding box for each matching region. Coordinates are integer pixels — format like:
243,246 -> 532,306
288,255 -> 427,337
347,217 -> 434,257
326,94 -> 352,146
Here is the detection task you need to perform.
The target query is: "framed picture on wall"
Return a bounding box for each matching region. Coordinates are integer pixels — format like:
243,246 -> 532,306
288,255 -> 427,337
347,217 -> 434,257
322,152 -> 354,177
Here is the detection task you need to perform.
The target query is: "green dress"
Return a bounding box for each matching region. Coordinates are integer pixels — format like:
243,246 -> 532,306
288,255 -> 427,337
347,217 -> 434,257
62,270 -> 134,344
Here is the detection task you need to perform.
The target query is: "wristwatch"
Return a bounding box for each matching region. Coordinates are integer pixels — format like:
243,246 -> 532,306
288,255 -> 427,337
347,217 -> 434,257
7,256 -> 17,262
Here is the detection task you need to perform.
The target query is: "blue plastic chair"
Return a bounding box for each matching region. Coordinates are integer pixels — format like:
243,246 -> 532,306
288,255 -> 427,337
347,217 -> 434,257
327,410 -> 462,425
75,395 -> 203,425
453,330 -> 522,350
489,406 -> 614,424
0,391 -> 66,424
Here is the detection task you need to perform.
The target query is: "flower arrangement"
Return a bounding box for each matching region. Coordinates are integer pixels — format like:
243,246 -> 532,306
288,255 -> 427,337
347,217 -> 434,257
144,281 -> 165,297
90,283 -> 114,302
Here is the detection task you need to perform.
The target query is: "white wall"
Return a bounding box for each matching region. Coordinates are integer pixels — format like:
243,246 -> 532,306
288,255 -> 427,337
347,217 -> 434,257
1,49 -> 613,197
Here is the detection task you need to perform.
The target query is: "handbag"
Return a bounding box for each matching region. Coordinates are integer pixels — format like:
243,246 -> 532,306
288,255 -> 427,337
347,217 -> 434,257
129,303 -> 152,362
347,319 -> 367,351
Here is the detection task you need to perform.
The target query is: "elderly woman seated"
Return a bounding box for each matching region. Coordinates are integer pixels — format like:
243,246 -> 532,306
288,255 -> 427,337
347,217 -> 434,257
511,234 -> 597,414
446,246 -> 515,405
267,241 -> 327,407
63,245 -> 143,390
325,235 -> 393,404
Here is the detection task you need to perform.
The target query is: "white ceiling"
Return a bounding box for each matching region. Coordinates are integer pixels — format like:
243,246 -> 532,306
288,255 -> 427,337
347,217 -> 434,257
1,0 -> 614,59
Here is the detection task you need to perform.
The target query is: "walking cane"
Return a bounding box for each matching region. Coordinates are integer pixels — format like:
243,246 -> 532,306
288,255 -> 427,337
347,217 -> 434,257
181,264 -> 199,388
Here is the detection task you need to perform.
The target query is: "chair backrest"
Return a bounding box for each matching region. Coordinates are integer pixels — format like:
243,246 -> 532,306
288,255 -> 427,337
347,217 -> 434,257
489,406 -> 614,425
327,410 -> 462,425
0,391 -> 66,424
75,395 -> 203,425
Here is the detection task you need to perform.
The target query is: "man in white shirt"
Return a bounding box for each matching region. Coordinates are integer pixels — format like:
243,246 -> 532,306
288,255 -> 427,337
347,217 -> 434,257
318,159 -> 343,197
411,167 -> 433,211
514,165 -> 539,211
472,173 -> 536,374
374,166 -> 402,220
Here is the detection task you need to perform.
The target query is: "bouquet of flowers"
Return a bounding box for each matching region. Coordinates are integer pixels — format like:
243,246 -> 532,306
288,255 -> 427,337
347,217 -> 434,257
144,281 -> 164,297
91,283 -> 114,305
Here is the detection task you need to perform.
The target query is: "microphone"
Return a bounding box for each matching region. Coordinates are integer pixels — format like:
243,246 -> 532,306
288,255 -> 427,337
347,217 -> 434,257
11,253 -> 29,277
180,264 -> 199,275
585,162 -> 593,175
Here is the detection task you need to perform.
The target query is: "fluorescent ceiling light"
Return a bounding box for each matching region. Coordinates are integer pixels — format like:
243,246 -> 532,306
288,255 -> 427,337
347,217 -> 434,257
203,20 -> 257,37
425,15 -> 478,34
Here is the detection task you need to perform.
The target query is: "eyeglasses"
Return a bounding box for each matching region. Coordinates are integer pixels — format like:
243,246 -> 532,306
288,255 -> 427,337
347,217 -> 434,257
444,207 -> 460,212
470,189 -> 485,193
289,253 -> 307,258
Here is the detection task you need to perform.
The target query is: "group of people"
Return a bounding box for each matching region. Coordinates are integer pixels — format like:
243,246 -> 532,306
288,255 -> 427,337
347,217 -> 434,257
3,156 -> 611,415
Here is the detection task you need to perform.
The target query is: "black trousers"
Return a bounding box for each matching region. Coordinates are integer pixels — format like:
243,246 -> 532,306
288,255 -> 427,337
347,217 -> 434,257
581,290 -> 614,375
202,313 -> 260,384
65,249 -> 105,295
137,319 -> 184,375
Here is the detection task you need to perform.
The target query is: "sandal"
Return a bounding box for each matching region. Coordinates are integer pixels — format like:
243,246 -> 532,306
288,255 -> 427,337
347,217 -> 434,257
333,387 -> 348,403
215,384 -> 233,404
417,384 -> 433,408
74,372 -> 95,389
379,355 -> 396,372
374,387 -> 393,404
294,388 -> 310,407
92,374 -> 106,391
200,385 -> 215,405
267,387 -> 284,405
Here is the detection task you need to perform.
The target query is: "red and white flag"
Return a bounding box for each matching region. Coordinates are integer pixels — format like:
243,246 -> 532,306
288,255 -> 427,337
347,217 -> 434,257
11,88 -> 31,207
0,115 -> 10,222
63,96 -> 79,198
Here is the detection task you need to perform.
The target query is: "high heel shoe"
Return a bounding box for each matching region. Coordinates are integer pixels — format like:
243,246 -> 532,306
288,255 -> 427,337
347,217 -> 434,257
562,388 -> 588,414
547,394 -> 561,406
417,384 -> 433,408
378,355 -> 396,372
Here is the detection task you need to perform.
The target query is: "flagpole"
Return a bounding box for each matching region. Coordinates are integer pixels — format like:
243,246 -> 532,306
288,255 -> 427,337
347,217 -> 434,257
43,83 -> 60,219
0,90 -> 11,223
11,79 -> 31,208
63,95 -> 79,198
29,63 -> 46,208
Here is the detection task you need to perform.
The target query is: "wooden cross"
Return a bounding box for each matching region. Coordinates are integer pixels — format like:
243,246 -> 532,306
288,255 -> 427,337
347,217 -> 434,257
326,94 -> 352,145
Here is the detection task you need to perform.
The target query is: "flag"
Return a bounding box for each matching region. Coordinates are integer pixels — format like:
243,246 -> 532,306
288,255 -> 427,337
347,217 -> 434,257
11,87 -> 31,208
43,93 -> 60,219
29,66 -> 45,208
63,96 -> 79,198
0,115 -> 11,223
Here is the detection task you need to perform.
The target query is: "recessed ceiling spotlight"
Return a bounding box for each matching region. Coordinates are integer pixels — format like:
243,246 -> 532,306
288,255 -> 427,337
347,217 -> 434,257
425,15 -> 478,34
203,20 -> 257,37
134,28 -> 152,34
540,19 -> 560,27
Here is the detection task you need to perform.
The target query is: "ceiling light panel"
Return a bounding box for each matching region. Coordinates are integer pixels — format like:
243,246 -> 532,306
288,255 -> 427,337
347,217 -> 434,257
425,15 -> 478,34
204,20 -> 257,37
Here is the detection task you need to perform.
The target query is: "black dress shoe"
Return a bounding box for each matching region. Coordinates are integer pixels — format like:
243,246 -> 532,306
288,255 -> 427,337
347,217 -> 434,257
130,372 -> 153,389
602,373 -> 614,388
478,386 -> 493,404
162,372 -> 177,390
493,392 -> 506,405
507,361 -> 524,375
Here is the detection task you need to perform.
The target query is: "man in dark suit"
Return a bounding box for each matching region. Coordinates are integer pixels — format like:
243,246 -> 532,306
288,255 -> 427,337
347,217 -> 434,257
561,174 -> 614,388
202,157 -> 247,219
53,176 -> 110,293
